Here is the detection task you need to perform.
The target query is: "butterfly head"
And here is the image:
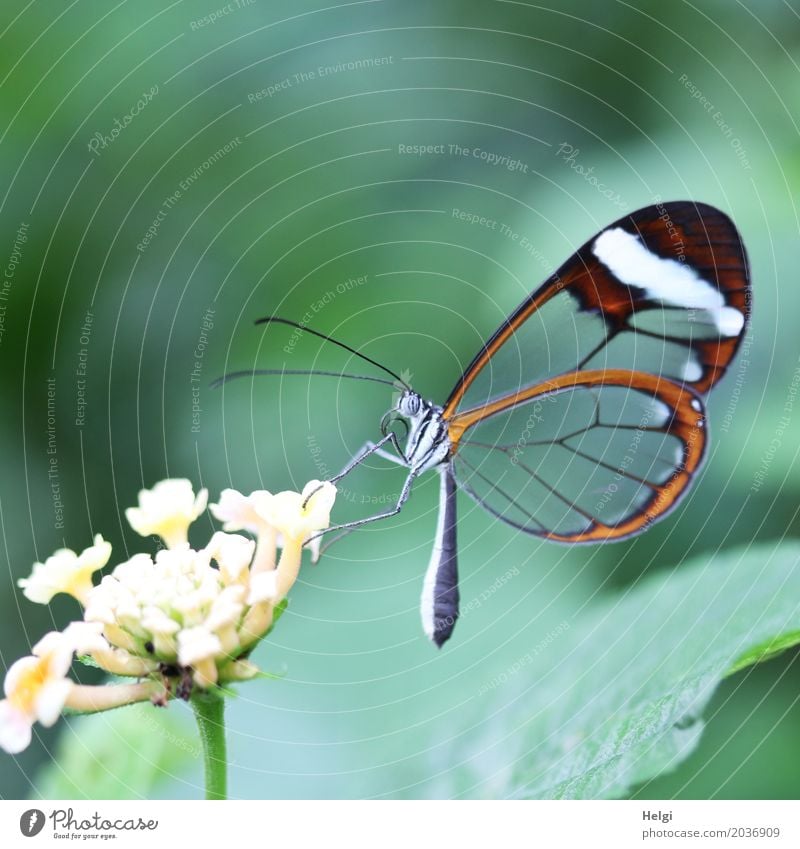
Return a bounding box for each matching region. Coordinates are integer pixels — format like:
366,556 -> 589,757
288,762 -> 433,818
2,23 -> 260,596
381,390 -> 422,440
381,390 -> 450,472
397,389 -> 424,419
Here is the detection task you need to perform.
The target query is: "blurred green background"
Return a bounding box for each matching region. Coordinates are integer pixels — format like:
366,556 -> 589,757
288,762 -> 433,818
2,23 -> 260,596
1,0 -> 799,799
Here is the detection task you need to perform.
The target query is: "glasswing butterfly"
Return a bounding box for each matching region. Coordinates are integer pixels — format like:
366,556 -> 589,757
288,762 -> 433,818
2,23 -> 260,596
221,201 -> 750,647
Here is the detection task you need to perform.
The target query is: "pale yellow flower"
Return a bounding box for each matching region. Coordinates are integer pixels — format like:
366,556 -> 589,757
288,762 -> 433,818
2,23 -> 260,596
210,490 -> 276,574
257,480 -> 337,546
209,489 -> 272,535
256,480 -> 337,602
17,535 -> 111,606
125,479 -> 208,549
2,477 -> 337,752
0,632 -> 74,754
204,531 -> 255,585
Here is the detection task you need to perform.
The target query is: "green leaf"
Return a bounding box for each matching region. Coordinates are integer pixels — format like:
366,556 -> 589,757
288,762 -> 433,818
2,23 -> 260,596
727,629 -> 800,675
33,702 -> 198,800
448,542 -> 800,799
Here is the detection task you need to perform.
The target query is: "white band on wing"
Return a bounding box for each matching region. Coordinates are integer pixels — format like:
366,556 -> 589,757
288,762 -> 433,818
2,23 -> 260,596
592,227 -> 744,337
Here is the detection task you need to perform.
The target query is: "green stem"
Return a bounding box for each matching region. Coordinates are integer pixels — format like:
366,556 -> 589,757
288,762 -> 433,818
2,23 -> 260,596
191,689 -> 228,800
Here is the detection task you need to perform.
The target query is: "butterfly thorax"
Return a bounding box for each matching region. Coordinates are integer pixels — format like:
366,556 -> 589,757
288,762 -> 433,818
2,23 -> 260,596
395,391 -> 451,473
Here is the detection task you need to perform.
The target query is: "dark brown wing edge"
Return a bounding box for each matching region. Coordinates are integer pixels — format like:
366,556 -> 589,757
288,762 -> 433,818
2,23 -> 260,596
442,201 -> 750,418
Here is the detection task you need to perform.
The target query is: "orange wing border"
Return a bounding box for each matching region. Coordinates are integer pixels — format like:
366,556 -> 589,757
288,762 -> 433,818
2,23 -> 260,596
447,369 -> 707,543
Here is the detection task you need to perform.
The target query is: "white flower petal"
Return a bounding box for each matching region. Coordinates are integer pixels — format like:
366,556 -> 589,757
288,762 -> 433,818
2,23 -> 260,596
305,534 -> 322,565
79,534 -> 113,572
206,586 -> 245,631
31,633 -> 74,680
204,531 -> 254,583
0,701 -> 33,754
255,492 -> 302,540
247,571 -> 279,605
177,627 -> 223,667
34,679 -> 73,727
110,553 -> 155,589
140,607 -> 180,636
301,480 -> 337,526
61,621 -> 107,656
125,479 -> 207,548
3,656 -> 40,699
209,489 -> 271,534
17,535 -> 111,605
257,480 -> 337,544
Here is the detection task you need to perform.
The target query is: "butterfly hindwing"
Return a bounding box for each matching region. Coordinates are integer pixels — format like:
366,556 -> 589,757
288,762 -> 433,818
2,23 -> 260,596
448,370 -> 706,542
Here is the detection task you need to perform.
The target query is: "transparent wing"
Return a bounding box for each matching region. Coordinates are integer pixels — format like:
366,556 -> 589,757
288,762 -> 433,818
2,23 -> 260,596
449,370 -> 706,542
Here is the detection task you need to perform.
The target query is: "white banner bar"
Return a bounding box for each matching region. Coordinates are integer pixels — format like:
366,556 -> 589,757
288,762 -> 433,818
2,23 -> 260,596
0,799 -> 796,847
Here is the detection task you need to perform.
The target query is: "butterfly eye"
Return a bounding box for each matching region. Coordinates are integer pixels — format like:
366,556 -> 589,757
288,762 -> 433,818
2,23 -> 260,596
380,411 -> 409,440
400,393 -> 421,416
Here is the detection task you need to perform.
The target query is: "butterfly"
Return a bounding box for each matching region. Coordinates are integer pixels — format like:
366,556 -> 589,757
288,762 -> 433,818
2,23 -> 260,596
221,201 -> 750,647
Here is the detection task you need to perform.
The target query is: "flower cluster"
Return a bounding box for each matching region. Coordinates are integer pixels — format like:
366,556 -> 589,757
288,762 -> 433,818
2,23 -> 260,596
0,478 -> 336,754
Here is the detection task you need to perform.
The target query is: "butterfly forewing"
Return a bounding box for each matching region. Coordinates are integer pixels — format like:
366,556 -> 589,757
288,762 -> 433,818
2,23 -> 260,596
443,202 -> 749,421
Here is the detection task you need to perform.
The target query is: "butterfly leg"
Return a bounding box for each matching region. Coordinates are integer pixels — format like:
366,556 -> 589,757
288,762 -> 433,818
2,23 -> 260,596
311,438 -> 408,556
327,432 -> 407,486
363,443 -> 408,466
308,468 -> 419,540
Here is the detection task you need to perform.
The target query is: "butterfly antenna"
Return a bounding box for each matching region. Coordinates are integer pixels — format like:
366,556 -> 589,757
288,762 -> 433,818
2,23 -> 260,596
210,368 -> 397,389
257,316 -> 410,389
